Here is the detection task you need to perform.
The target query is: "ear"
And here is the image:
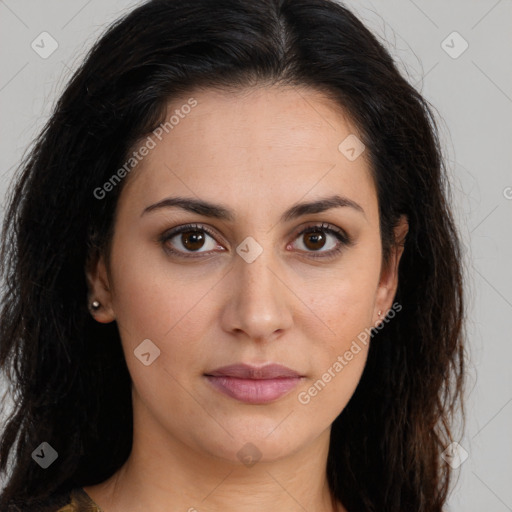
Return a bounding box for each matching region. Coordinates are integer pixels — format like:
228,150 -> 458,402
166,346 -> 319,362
85,250 -> 116,323
374,215 -> 408,324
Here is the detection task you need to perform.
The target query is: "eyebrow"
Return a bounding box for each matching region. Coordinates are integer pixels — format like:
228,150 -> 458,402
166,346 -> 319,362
141,194 -> 366,222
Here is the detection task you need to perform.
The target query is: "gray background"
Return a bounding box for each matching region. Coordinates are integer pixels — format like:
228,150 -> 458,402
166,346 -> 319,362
0,1 -> 511,510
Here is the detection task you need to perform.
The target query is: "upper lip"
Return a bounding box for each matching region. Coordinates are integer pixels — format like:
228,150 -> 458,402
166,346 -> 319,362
204,363 -> 303,379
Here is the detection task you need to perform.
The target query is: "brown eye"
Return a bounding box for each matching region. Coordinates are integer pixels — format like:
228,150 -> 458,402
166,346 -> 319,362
181,230 -> 206,251
290,223 -> 352,258
303,230 -> 327,251
161,224 -> 221,256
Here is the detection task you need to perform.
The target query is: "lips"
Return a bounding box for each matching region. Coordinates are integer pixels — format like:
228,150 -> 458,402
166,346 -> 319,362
205,363 -> 302,379
204,363 -> 304,404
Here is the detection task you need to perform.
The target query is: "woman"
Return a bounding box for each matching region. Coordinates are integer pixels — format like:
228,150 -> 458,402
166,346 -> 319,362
0,0 -> 465,511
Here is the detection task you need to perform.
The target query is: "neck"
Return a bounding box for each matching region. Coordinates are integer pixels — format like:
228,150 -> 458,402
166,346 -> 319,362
84,400 -> 346,512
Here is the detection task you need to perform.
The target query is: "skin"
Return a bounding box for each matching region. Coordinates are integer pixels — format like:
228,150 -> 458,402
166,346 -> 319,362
85,85 -> 408,512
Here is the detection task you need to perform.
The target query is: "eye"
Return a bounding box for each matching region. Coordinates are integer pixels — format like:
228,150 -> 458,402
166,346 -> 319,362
289,223 -> 352,258
160,223 -> 223,257
160,222 -> 352,260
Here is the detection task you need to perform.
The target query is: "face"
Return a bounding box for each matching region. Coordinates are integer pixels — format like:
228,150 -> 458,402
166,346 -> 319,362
88,86 -> 407,464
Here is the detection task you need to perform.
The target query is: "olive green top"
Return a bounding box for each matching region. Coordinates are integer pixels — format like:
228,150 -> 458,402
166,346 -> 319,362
55,488 -> 103,512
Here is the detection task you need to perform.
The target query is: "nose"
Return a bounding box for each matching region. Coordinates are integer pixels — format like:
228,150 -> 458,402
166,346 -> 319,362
220,244 -> 294,343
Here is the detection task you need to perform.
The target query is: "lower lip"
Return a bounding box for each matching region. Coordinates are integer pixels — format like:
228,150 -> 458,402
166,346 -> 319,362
204,375 -> 302,404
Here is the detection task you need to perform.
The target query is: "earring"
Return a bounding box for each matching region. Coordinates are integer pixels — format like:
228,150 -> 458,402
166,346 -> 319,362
377,310 -> 382,317
90,300 -> 101,311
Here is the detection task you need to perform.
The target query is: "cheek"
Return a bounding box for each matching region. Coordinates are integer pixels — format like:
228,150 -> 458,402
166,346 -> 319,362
304,250 -> 381,341
295,248 -> 380,413
296,346 -> 369,426
110,262 -> 212,415
297,285 -> 373,419
108,250 -> 224,401
109,233 -> 216,340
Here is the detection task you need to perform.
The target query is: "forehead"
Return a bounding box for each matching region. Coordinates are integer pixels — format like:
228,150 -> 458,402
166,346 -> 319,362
118,85 -> 377,222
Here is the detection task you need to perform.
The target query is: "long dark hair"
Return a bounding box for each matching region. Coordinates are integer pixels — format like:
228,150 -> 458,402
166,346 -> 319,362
0,0 -> 465,510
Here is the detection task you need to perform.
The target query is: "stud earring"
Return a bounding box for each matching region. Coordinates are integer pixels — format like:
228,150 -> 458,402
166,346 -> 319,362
90,300 -> 101,311
377,310 -> 382,317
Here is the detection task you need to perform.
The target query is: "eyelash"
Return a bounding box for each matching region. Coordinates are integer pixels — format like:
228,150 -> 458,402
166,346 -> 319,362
159,222 -> 353,260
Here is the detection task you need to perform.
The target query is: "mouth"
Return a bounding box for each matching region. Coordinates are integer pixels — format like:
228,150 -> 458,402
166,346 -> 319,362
204,363 -> 304,404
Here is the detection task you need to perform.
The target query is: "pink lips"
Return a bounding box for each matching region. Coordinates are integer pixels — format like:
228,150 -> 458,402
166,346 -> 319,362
204,363 -> 304,404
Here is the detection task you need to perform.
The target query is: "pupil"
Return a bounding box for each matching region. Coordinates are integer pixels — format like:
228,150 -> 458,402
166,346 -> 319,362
182,230 -> 205,251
